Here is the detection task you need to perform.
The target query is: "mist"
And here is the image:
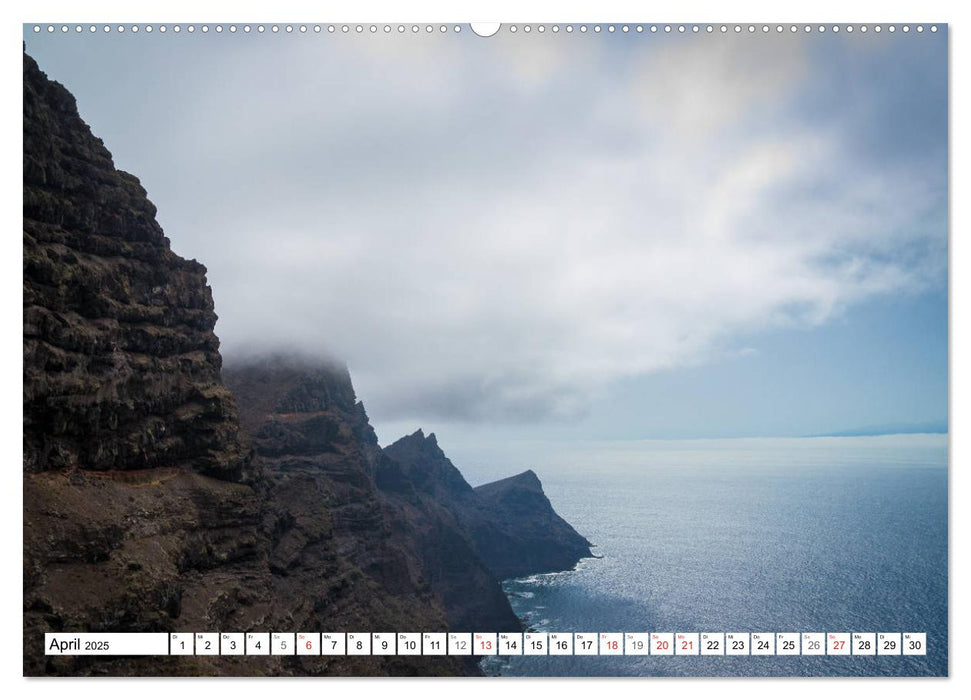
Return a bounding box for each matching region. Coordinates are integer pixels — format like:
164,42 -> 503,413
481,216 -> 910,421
24,27 -> 948,437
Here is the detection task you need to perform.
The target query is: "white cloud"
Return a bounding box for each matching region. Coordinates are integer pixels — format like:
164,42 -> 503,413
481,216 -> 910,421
46,32 -> 945,425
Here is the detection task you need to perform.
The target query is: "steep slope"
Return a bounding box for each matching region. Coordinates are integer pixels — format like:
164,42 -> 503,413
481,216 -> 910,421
23,52 -> 252,483
222,357 -> 522,634
384,432 -> 593,580
23,48 -> 269,676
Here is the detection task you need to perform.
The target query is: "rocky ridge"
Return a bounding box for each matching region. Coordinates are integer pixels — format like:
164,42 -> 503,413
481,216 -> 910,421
222,357 -> 524,635
384,431 -> 593,580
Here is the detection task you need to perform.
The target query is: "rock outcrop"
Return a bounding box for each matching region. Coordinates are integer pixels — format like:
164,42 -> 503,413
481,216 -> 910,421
22,50 -> 591,677
23,52 -> 253,483
222,357 -> 523,635
384,432 -> 593,580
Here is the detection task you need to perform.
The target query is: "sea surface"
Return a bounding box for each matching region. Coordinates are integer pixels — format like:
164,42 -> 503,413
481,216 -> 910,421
451,435 -> 948,677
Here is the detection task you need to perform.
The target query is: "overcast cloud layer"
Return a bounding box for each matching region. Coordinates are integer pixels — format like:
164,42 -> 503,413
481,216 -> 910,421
26,29 -> 948,428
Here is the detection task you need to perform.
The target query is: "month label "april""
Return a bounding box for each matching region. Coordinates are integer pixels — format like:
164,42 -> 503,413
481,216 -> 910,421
45,633 -> 168,656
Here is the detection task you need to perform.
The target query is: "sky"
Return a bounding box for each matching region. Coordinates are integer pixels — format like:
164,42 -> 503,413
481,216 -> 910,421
22,24 -> 948,448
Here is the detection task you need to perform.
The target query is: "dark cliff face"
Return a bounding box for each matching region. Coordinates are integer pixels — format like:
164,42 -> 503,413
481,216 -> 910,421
24,49 -> 267,676
23,53 -> 253,483
222,358 -> 523,635
471,470 -> 593,579
384,433 -> 593,580
382,429 -> 475,502
22,54 -> 471,676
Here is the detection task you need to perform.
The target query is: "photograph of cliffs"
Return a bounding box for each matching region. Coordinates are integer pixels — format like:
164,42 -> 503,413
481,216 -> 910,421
23,22 -> 947,679
23,49 -> 590,676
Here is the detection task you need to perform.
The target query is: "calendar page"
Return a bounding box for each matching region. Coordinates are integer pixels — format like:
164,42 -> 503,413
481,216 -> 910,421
22,10 -> 948,681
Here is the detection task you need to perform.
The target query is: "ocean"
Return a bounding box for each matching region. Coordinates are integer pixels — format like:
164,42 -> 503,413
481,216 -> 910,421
451,434 -> 948,677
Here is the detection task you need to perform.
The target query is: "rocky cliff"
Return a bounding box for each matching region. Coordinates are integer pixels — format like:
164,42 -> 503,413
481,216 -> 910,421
23,52 -> 253,483
23,50 -> 590,677
384,432 -> 593,580
25,48 -> 272,676
222,357 -> 523,635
